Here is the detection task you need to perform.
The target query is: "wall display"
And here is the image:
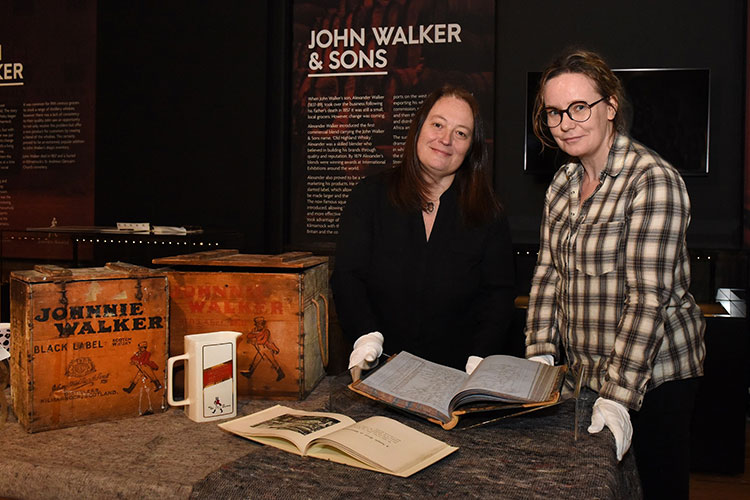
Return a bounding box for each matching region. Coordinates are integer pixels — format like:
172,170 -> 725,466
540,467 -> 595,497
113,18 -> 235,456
0,3 -> 96,246
524,68 -> 711,176
289,0 -> 495,249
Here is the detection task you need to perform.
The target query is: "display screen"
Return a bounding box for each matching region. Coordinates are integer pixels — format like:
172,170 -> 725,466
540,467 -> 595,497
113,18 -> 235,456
524,68 -> 711,176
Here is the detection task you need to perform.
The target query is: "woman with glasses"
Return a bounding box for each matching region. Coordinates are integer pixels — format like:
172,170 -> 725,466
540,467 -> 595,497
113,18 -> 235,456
524,49 -> 705,499
332,85 -> 516,379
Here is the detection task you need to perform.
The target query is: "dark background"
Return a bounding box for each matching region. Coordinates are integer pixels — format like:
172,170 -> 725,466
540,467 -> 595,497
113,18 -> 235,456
96,1 -> 746,245
93,0 -> 748,306
493,1 -> 745,250
96,2 -> 270,248
524,69 -> 712,176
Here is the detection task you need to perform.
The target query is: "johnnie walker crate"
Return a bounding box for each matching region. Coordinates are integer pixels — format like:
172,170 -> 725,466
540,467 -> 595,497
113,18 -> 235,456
10,262 -> 169,433
152,250 -> 329,400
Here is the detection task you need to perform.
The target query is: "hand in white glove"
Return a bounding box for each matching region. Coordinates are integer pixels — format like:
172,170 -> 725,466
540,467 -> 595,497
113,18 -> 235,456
528,354 -> 554,366
348,332 -> 384,381
465,355 -> 483,375
587,397 -> 633,461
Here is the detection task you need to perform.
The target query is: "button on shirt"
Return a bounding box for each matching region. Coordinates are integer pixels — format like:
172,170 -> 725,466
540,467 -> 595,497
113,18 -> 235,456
525,133 -> 705,410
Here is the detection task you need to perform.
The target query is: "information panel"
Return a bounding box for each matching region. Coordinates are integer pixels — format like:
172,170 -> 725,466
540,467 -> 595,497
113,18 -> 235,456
0,3 -> 96,236
290,0 -> 495,249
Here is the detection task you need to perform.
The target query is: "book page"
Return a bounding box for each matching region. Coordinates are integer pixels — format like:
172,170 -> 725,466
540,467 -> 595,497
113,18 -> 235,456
454,355 -> 562,406
307,416 -> 457,477
352,351 -> 468,423
218,405 -> 356,453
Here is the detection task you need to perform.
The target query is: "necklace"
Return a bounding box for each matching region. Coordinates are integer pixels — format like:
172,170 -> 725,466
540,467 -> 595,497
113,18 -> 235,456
423,201 -> 435,214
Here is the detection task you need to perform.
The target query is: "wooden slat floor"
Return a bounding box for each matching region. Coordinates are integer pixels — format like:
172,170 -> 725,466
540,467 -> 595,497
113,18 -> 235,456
690,420 -> 750,499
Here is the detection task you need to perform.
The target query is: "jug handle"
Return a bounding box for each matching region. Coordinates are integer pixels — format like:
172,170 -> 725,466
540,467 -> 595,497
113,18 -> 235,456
312,294 -> 329,368
167,354 -> 190,407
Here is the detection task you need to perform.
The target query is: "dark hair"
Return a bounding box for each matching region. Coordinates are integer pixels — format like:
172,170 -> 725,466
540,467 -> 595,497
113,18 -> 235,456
532,48 -> 630,149
389,84 -> 500,225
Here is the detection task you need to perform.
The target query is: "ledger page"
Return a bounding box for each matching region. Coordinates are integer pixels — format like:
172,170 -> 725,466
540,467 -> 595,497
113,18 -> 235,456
456,355 -> 563,404
355,351 -> 467,422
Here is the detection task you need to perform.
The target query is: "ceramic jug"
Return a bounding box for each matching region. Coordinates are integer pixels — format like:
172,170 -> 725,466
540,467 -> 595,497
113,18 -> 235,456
167,331 -> 242,422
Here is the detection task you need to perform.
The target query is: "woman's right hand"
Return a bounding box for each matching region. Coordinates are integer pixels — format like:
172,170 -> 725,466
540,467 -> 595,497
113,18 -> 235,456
348,331 -> 384,381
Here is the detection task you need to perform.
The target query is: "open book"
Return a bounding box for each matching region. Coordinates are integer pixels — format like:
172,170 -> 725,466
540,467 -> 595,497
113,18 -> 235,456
349,351 -> 566,429
218,405 -> 457,477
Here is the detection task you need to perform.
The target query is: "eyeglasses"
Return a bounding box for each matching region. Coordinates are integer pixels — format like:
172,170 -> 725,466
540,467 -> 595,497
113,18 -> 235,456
543,97 -> 608,128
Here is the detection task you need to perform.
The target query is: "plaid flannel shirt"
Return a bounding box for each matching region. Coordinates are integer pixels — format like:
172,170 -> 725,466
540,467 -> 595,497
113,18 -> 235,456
525,134 -> 705,410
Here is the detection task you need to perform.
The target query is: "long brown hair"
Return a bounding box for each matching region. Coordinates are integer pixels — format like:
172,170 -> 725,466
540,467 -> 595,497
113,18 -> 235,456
389,85 -> 500,226
532,48 -> 630,149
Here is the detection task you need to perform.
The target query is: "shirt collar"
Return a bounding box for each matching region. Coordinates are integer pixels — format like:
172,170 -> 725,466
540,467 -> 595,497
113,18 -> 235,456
563,132 -> 630,181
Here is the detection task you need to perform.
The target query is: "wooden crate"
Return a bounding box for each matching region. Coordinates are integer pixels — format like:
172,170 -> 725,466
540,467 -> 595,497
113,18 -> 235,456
10,262 -> 169,432
152,250 -> 329,400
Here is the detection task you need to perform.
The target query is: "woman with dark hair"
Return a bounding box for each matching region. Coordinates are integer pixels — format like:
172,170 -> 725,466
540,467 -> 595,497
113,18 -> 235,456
331,85 -> 515,377
524,49 -> 704,499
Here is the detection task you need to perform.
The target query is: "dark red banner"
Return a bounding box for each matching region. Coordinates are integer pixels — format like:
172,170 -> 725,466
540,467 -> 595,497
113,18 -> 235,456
289,0 -> 495,250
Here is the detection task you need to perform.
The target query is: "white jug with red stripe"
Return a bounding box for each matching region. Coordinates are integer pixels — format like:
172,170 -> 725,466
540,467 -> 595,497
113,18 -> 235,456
167,331 -> 242,422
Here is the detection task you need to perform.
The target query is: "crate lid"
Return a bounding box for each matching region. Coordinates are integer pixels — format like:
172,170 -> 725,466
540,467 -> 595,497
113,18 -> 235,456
11,262 -> 166,283
152,249 -> 328,269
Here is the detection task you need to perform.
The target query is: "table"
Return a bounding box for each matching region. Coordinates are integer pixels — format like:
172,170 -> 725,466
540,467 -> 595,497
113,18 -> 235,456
0,375 -> 640,499
691,288 -> 748,473
1,227 -> 245,268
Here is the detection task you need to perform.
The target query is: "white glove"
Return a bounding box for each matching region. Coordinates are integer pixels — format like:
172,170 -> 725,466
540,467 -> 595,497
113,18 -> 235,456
465,355 -> 483,375
587,397 -> 633,461
528,354 -> 554,366
348,331 -> 384,372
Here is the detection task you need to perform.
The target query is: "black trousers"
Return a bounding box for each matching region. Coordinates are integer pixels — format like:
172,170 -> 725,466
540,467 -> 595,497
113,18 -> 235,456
629,377 -> 701,500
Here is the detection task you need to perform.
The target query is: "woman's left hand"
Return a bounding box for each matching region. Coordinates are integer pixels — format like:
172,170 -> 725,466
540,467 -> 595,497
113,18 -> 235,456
588,397 -> 633,461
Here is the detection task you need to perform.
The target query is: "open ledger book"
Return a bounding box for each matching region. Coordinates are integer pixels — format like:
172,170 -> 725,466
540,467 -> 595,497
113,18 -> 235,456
218,405 -> 457,477
349,351 -> 566,430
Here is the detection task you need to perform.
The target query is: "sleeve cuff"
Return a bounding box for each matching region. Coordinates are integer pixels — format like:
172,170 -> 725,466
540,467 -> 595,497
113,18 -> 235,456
599,381 -> 644,411
525,342 -> 558,360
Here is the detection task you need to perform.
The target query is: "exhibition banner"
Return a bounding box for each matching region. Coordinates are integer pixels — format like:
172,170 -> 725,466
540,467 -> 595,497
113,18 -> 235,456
0,2 -> 96,235
289,0 -> 495,249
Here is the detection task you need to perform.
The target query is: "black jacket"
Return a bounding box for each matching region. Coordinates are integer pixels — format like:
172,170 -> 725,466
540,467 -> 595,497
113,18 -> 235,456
331,171 -> 516,369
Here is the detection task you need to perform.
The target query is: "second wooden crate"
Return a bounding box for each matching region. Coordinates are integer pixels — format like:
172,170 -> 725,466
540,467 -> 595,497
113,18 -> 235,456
153,250 -> 329,399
